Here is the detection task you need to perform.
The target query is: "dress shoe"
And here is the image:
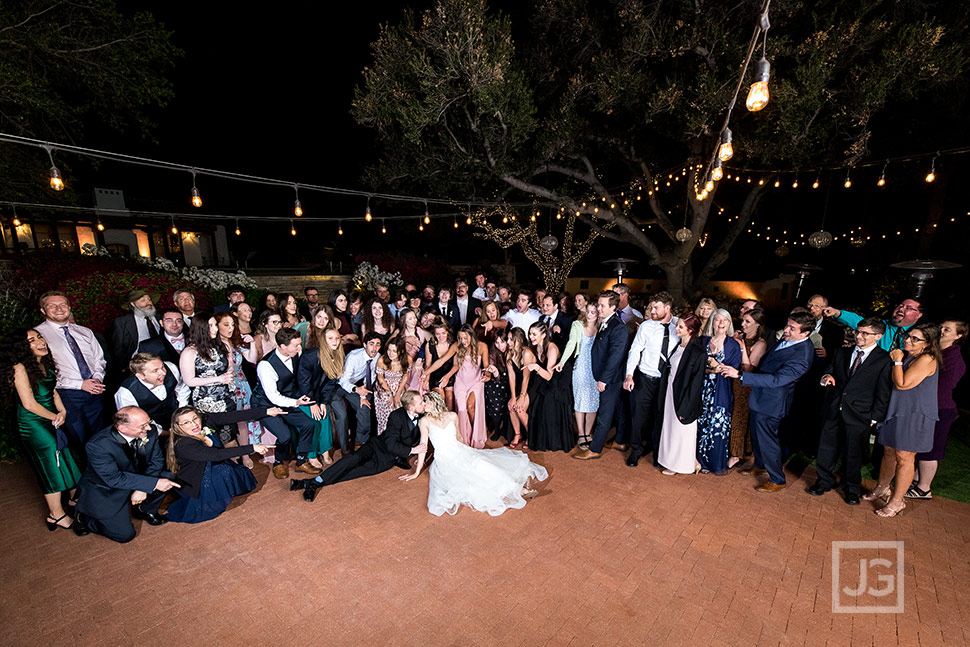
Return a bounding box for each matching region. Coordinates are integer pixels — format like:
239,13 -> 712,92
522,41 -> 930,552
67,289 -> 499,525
303,482 -> 321,502
294,462 -> 322,475
756,481 -> 786,493
739,466 -> 767,476
604,441 -> 629,451
393,456 -> 411,470
572,449 -> 602,460
807,483 -> 830,496
72,512 -> 90,537
289,479 -> 308,491
272,463 -> 289,479
844,493 -> 861,506
133,507 -> 169,525
625,454 -> 640,467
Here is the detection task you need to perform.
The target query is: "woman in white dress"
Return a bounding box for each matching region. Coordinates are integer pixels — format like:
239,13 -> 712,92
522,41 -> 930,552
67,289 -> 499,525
401,391 -> 548,516
657,314 -> 708,475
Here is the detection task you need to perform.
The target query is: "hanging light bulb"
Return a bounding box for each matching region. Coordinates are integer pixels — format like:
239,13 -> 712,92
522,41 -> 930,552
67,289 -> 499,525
844,169 -> 852,188
96,219 -> 105,232
705,179 -> 714,193
925,153 -> 938,183
290,221 -> 297,236
419,222 -> 424,232
423,201 -> 430,224
337,220 -> 343,236
381,220 -> 387,234
170,217 -> 178,235
812,173 -> 820,190
49,166 -> 64,191
877,160 -> 888,187
293,186 -> 303,216
745,57 -> 771,111
773,180 -> 780,188
12,208 -> 21,227
792,174 -> 799,189
454,216 -> 459,229
711,159 -> 723,181
234,219 -> 241,236
365,196 -> 372,222
191,186 -> 202,208
718,128 -> 734,162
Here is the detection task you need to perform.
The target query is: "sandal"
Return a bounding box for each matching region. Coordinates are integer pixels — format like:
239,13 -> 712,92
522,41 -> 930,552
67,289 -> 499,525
904,484 -> 932,500
862,485 -> 892,502
875,500 -> 906,518
509,434 -> 521,449
46,514 -> 73,531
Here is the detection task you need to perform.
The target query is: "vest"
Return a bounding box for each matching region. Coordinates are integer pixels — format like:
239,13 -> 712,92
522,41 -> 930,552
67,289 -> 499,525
252,351 -> 299,404
121,370 -> 178,429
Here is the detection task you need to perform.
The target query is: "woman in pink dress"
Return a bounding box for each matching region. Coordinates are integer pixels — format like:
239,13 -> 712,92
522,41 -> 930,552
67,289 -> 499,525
437,324 -> 488,448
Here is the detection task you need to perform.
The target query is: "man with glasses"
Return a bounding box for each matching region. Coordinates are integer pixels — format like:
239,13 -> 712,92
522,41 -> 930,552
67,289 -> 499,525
73,406 -> 181,541
808,318 -> 892,505
824,298 -> 923,352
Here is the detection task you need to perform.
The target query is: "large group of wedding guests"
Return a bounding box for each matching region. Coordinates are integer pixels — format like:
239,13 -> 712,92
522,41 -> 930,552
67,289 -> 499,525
1,271 -> 965,540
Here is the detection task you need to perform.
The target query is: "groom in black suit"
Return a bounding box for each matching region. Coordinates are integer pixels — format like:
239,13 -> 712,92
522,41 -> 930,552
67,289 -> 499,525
292,390 -> 428,501
574,290 -> 628,460
809,317 -> 892,504
73,406 -> 181,542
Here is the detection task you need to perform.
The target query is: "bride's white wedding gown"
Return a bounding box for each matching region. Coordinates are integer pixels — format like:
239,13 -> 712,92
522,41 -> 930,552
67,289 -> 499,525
427,420 -> 548,516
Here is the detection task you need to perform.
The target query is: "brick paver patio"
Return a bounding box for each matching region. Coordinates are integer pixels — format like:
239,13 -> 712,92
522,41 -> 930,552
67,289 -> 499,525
2,444 -> 968,646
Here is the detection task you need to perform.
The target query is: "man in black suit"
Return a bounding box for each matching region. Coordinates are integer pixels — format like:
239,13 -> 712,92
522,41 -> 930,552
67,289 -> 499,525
73,406 -> 181,541
292,390 -> 427,501
109,289 -> 161,378
173,289 -> 197,327
538,294 -> 574,352
214,284 -> 246,313
574,291 -> 628,460
453,278 -> 483,330
137,308 -> 185,365
808,317 -> 892,505
425,286 -> 461,330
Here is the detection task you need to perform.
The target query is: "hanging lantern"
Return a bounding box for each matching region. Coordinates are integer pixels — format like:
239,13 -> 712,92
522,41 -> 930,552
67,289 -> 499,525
675,227 -> 693,242
808,230 -> 833,249
540,235 -> 559,251
774,244 -> 789,257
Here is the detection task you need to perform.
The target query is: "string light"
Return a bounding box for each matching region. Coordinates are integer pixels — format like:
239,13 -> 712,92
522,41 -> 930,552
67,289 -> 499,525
718,128 -> 734,162
365,195 -> 372,221
746,56 -> 771,111
293,186 -> 303,217
812,173 -> 820,190
96,217 -> 105,232
704,179 -> 715,192
466,204 -> 472,225
12,207 -> 21,227
792,174 -> 799,189
190,170 -> 202,208
337,220 -> 343,235
170,217 -> 178,235
877,160 -> 888,187
45,146 -> 64,191
381,219 -> 387,234
925,153 -> 938,182
454,215 -> 459,228
844,169 -> 852,188
773,179 -> 780,188
712,159 -> 723,181
234,219 -> 241,236
423,201 -> 430,224
290,220 -> 297,236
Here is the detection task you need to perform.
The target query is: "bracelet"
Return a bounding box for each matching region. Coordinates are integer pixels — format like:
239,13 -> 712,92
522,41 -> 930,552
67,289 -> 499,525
893,362 -> 903,366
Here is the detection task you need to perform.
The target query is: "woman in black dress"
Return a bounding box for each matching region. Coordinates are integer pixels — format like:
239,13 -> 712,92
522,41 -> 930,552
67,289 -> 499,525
421,321 -> 456,410
506,327 -> 537,449
526,321 -> 575,452
164,406 -> 279,523
178,313 -> 237,447
483,327 -> 513,443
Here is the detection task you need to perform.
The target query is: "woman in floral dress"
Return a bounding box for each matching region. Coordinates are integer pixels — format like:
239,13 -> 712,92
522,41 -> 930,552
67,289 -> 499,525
697,309 -> 741,474
375,337 -> 409,435
179,313 -> 237,451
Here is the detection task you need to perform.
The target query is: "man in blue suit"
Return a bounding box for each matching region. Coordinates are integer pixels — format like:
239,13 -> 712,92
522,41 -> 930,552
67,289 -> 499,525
574,290 -> 629,460
718,311 -> 816,492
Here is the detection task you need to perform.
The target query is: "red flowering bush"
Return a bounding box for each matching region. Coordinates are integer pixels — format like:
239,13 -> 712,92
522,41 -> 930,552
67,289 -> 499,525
354,252 -> 453,286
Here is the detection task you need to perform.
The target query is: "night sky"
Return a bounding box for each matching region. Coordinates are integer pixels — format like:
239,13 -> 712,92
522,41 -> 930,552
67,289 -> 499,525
80,2 -> 970,312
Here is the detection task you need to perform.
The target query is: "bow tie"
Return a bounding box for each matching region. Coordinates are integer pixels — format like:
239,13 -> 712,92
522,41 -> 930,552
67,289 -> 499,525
170,336 -> 184,342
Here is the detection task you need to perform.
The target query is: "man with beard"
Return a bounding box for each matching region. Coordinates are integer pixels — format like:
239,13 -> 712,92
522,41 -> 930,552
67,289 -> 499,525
824,298 -> 924,352
110,290 -> 161,381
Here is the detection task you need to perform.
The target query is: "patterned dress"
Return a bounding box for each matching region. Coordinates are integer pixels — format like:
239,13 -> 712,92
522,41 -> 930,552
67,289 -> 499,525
697,346 -> 731,473
375,366 -> 405,436
231,346 -> 262,443
572,332 -> 599,413
191,347 -> 237,445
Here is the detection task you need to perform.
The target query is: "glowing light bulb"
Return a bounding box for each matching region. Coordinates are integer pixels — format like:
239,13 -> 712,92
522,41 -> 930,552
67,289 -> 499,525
191,186 -> 202,208
925,170 -> 935,183
365,207 -> 372,222
925,154 -> 938,183
235,226 -> 241,236
419,223 -> 424,231
745,57 -> 771,112
291,226 -> 297,236
294,200 -> 303,217
705,180 -> 714,192
812,178 -> 819,189
423,215 -> 430,225
792,178 -> 799,189
877,176 -> 886,187
466,216 -> 472,225
381,223 -> 387,234
13,217 -> 21,227
97,221 -> 105,232
712,161 -> 723,181
171,225 -> 179,235
844,178 -> 852,188
718,128 -> 733,162
454,219 -> 459,228
773,180 -> 780,188
49,166 -> 64,191
338,224 -> 343,235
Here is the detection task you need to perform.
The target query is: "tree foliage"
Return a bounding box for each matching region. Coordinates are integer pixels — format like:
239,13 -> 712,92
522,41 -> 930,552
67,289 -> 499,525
354,0 -> 967,299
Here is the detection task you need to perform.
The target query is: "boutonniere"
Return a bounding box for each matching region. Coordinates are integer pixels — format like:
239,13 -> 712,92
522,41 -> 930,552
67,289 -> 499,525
201,427 -> 215,437
139,436 -> 150,446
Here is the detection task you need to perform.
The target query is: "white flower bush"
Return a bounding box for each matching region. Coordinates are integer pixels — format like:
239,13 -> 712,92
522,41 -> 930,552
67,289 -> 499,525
133,254 -> 258,291
353,261 -> 403,291
81,243 -> 111,257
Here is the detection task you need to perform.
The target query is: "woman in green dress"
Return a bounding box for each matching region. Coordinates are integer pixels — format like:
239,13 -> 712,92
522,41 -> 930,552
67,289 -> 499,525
2,328 -> 81,531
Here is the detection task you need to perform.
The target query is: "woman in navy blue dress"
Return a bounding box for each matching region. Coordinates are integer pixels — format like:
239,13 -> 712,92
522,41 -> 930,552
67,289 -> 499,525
697,309 -> 742,474
164,406 -> 280,523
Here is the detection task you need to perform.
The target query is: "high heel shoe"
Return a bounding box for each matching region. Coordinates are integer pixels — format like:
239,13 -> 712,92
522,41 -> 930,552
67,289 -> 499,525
509,434 -> 521,449
862,485 -> 892,502
875,500 -> 906,518
46,514 -> 72,531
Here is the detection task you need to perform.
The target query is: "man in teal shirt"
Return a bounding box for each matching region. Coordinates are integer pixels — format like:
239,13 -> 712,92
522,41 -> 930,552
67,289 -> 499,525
823,298 -> 923,352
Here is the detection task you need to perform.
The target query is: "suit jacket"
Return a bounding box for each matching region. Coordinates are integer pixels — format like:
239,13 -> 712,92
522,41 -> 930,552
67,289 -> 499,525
452,296 -> 483,329
743,339 -> 815,417
383,407 -> 422,460
137,335 -> 181,365
670,341 -> 708,424
818,319 -> 845,361
591,313 -> 628,385
297,348 -> 342,405
423,301 -> 461,331
821,347 -> 892,427
111,313 -> 161,371
76,426 -> 167,520
541,311 -> 575,352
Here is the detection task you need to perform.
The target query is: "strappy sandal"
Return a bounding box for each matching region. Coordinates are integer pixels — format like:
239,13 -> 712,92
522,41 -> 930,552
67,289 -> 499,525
46,514 -> 73,531
875,500 -> 906,518
862,485 -> 892,502
904,484 -> 932,500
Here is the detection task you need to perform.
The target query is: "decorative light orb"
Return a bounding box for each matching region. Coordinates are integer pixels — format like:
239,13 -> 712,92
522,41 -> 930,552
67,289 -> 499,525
675,227 -> 693,242
808,230 -> 833,249
704,180 -> 714,192
775,244 -> 789,257
849,236 -> 866,248
540,235 -> 559,251
712,165 -> 723,182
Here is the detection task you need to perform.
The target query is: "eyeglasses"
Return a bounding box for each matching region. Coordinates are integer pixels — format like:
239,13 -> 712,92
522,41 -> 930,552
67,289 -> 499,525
904,334 -> 926,343
854,330 -> 878,337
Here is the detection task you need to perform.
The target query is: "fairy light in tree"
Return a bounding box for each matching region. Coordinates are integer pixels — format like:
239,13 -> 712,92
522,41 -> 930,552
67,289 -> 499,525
293,186 -> 303,216
364,195 -> 373,221
45,146 -> 64,191
877,160 -> 888,187
718,128 -> 734,162
705,179 -> 715,193
190,170 -> 202,207
925,153 -> 938,182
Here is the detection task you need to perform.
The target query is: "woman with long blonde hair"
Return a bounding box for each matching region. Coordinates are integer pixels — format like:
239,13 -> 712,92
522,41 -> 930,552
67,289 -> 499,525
505,327 -> 536,448
297,327 -> 348,460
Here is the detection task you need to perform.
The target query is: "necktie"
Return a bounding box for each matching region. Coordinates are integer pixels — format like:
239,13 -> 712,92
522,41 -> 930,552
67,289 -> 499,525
849,349 -> 864,376
364,358 -> 373,393
145,316 -> 160,339
658,323 -> 670,371
890,329 -> 902,351
61,326 -> 93,380
129,438 -> 146,471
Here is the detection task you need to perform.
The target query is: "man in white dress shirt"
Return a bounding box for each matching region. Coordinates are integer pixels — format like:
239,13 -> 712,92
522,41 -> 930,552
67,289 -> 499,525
453,278 -> 482,329
251,327 -> 318,479
34,291 -> 107,453
612,283 -> 644,323
471,272 -> 488,301
114,353 -> 190,433
623,291 -> 679,466
503,290 -> 542,332
339,332 -> 384,450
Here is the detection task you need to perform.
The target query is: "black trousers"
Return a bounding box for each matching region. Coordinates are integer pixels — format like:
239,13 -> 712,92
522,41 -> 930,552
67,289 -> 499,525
258,406 -> 316,463
318,440 -> 390,486
83,489 -> 166,544
589,382 -> 624,453
815,416 -> 871,496
629,372 -> 662,461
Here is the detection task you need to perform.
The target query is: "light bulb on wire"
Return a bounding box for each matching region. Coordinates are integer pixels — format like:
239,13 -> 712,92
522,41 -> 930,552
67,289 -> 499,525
12,208 -> 21,227
97,219 -> 105,232
337,221 -> 343,236
844,169 -> 852,189
45,146 -> 65,191
189,170 -> 202,207
812,173 -> 820,190
745,57 -> 771,112
235,219 -> 241,236
423,201 -> 430,224
925,153 -> 938,183
365,196 -> 372,222
293,186 -> 303,216
290,220 -> 297,236
170,217 -> 178,235
718,128 -> 734,162
381,219 -> 387,234
877,160 -> 888,187
711,159 -> 723,181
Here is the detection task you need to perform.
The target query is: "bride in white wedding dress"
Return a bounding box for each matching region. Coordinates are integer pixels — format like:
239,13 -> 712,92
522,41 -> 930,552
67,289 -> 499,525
401,391 -> 548,516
